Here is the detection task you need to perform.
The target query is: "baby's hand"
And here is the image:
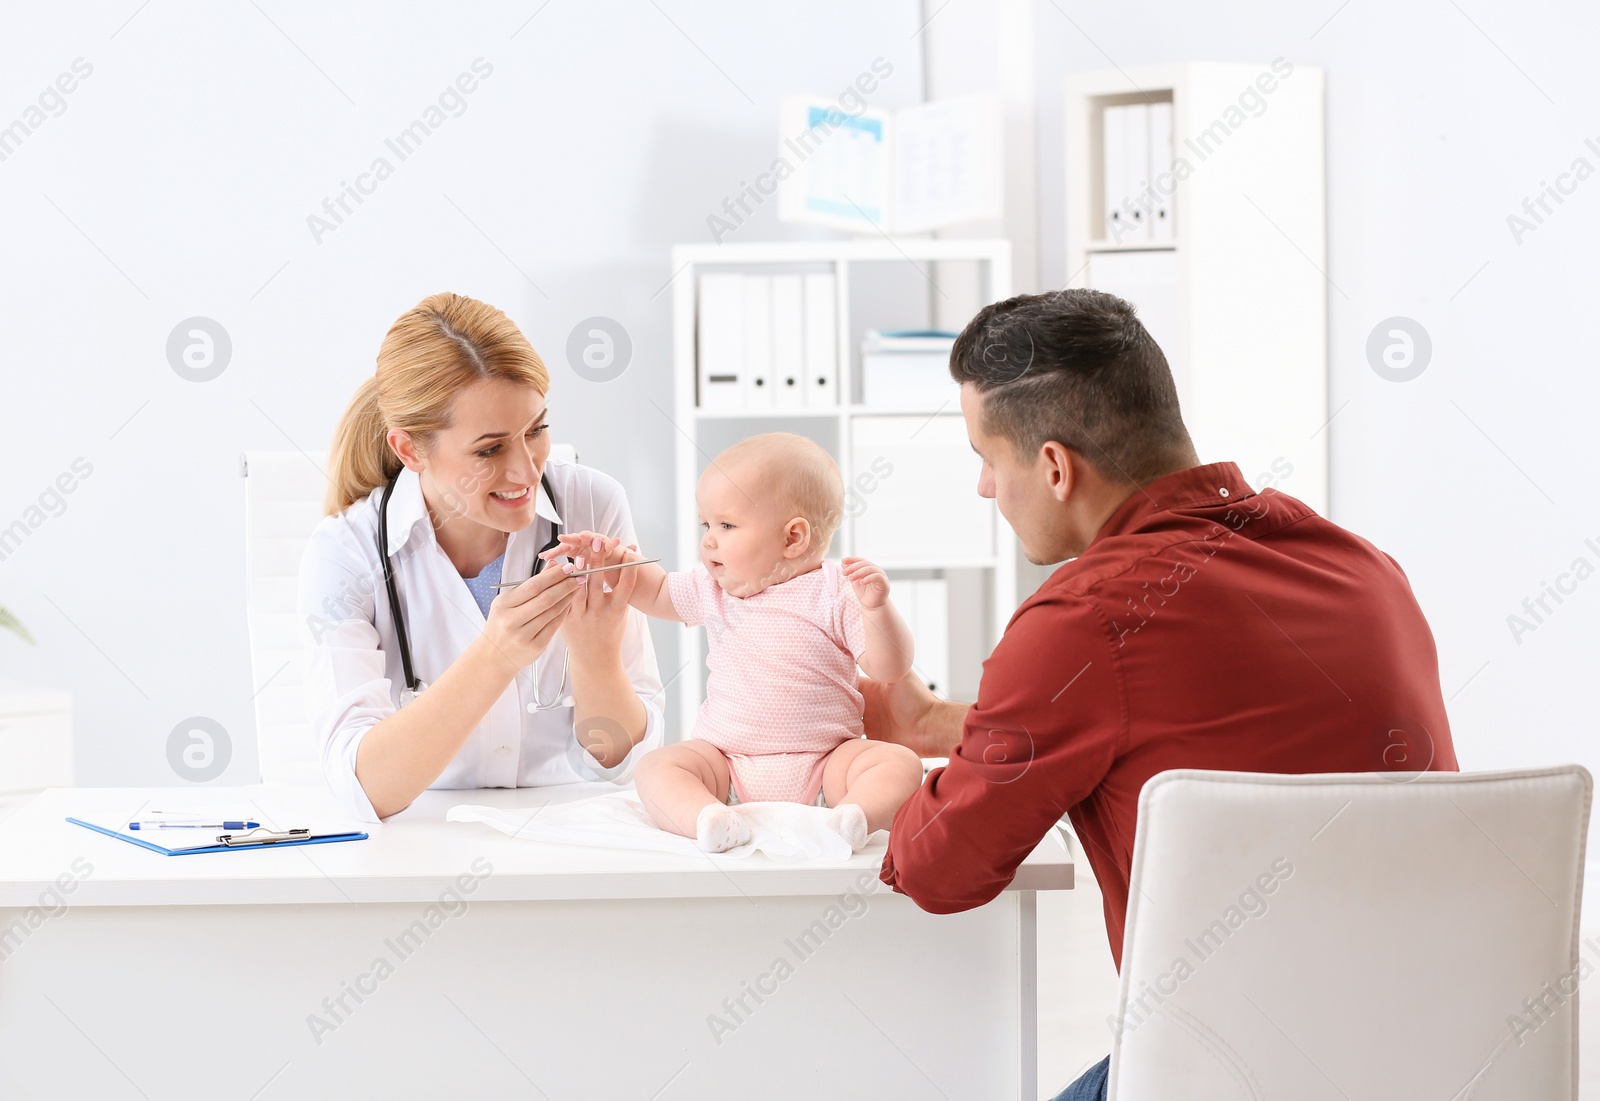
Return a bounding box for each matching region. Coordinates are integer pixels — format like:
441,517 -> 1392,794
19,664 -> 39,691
841,557 -> 891,610
538,530 -> 614,569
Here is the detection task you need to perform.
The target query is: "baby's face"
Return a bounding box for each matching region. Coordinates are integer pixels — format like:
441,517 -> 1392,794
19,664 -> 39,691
695,463 -> 796,598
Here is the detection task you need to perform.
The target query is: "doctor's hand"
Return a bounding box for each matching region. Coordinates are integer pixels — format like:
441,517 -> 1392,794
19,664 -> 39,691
480,564 -> 582,672
560,534 -> 638,666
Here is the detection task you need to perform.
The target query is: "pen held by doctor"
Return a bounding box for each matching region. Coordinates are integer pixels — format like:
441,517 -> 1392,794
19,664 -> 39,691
490,557 -> 660,588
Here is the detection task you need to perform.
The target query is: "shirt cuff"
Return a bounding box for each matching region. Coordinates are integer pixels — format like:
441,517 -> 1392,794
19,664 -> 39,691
326,725 -> 384,824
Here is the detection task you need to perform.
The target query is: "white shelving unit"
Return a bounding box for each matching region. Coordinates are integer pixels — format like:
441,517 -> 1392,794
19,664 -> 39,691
1064,63 -> 1328,514
668,238 -> 1018,739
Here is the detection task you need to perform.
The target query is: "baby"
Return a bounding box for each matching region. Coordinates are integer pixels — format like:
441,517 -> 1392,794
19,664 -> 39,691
543,432 -> 924,853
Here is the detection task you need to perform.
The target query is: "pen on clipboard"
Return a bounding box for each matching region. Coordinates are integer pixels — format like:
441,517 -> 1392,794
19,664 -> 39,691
218,827 -> 311,846
490,558 -> 660,589
130,819 -> 260,830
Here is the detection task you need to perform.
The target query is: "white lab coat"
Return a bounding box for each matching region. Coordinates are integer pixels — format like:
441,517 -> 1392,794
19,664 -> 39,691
296,457 -> 665,822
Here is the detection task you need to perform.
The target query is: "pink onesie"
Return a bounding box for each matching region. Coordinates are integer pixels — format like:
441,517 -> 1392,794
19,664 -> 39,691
667,559 -> 868,804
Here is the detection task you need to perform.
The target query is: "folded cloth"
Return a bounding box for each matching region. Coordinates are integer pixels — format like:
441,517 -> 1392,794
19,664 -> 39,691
447,790 -> 860,862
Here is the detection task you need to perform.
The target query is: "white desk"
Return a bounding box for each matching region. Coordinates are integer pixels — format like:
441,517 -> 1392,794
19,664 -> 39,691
0,783 -> 1073,1100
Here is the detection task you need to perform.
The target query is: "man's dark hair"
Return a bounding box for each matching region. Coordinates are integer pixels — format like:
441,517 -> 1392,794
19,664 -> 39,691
949,289 -> 1194,485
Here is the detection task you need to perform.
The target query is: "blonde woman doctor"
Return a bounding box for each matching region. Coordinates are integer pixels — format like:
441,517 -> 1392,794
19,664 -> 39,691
299,292 -> 663,822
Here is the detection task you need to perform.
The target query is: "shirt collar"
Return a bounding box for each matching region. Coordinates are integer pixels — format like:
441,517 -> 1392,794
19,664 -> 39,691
534,467 -> 563,527
382,466 -> 428,558
382,465 -> 563,559
1093,461 -> 1255,544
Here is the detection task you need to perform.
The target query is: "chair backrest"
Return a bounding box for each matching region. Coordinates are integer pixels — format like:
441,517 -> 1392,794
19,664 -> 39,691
1109,767 -> 1591,1101
243,451 -> 332,785
243,446 -> 577,784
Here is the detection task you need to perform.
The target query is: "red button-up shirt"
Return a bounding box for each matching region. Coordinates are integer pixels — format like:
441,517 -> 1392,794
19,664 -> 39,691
880,462 -> 1457,969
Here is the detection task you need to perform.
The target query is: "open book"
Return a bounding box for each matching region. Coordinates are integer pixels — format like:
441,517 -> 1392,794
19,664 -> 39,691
776,93 -> 1003,234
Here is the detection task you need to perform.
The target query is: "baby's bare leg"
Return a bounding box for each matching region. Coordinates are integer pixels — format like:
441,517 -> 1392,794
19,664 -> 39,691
821,738 -> 925,836
635,740 -> 747,851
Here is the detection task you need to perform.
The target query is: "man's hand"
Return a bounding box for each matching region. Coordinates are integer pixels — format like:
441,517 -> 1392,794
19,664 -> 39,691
861,671 -> 965,759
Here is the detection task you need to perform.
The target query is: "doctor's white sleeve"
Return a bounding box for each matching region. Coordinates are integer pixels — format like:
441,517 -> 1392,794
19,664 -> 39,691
296,517 -> 389,823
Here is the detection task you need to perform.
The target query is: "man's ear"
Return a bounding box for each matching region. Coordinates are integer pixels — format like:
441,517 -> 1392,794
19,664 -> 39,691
1040,441 -> 1076,503
782,516 -> 813,559
388,429 -> 423,472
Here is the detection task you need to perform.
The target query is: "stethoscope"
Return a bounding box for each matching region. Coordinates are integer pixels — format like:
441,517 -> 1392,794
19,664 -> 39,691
379,469 -> 572,713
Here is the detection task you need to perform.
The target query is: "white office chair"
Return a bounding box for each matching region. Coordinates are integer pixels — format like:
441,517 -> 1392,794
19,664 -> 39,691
1108,766 -> 1591,1101
242,445 -> 578,785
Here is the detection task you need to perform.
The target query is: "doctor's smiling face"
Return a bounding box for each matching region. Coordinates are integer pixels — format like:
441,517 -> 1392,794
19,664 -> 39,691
388,376 -> 551,540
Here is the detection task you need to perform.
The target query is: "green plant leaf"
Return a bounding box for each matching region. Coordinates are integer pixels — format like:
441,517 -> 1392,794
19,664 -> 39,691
0,606 -> 35,646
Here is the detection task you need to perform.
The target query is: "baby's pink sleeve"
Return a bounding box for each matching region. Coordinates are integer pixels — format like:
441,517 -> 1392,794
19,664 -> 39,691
836,572 -> 868,663
666,568 -> 712,627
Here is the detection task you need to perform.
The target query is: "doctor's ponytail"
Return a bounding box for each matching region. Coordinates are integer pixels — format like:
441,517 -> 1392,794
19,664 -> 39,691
324,375 -> 398,515
323,292 -> 550,515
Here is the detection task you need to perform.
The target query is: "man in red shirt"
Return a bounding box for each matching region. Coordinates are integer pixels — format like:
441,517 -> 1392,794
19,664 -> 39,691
870,289 -> 1457,1101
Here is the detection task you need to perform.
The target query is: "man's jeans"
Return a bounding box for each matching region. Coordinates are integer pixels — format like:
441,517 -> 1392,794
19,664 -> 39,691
1049,1055 -> 1110,1101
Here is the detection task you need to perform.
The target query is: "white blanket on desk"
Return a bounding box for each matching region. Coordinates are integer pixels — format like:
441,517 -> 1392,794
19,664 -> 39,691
447,791 -> 866,863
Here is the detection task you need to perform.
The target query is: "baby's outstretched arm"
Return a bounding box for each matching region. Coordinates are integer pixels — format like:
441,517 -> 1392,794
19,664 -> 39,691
539,531 -> 681,622
841,556 -> 914,682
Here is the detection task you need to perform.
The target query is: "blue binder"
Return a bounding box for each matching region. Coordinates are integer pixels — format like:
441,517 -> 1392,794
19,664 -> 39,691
67,817 -> 368,856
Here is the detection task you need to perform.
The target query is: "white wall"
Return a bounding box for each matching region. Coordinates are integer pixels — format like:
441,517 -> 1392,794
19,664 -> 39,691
1032,2 -> 1600,790
4,0 -> 1593,823
0,0 -> 926,785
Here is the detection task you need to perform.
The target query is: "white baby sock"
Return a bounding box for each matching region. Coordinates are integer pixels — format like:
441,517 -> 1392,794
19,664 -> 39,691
824,803 -> 869,852
696,803 -> 751,853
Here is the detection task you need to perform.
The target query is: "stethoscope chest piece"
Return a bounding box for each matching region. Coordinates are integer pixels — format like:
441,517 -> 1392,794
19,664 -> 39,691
525,640 -> 573,712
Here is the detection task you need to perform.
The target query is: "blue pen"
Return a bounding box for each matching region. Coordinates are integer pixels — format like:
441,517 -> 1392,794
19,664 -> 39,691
130,819 -> 260,831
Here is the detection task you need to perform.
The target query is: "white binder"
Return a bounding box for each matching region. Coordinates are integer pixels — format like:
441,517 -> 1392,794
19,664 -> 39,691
900,578 -> 949,698
696,273 -> 744,410
770,274 -> 806,408
742,274 -> 773,409
1102,104 -> 1128,240
1148,101 -> 1174,241
802,272 -> 838,407
1124,103 -> 1151,241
